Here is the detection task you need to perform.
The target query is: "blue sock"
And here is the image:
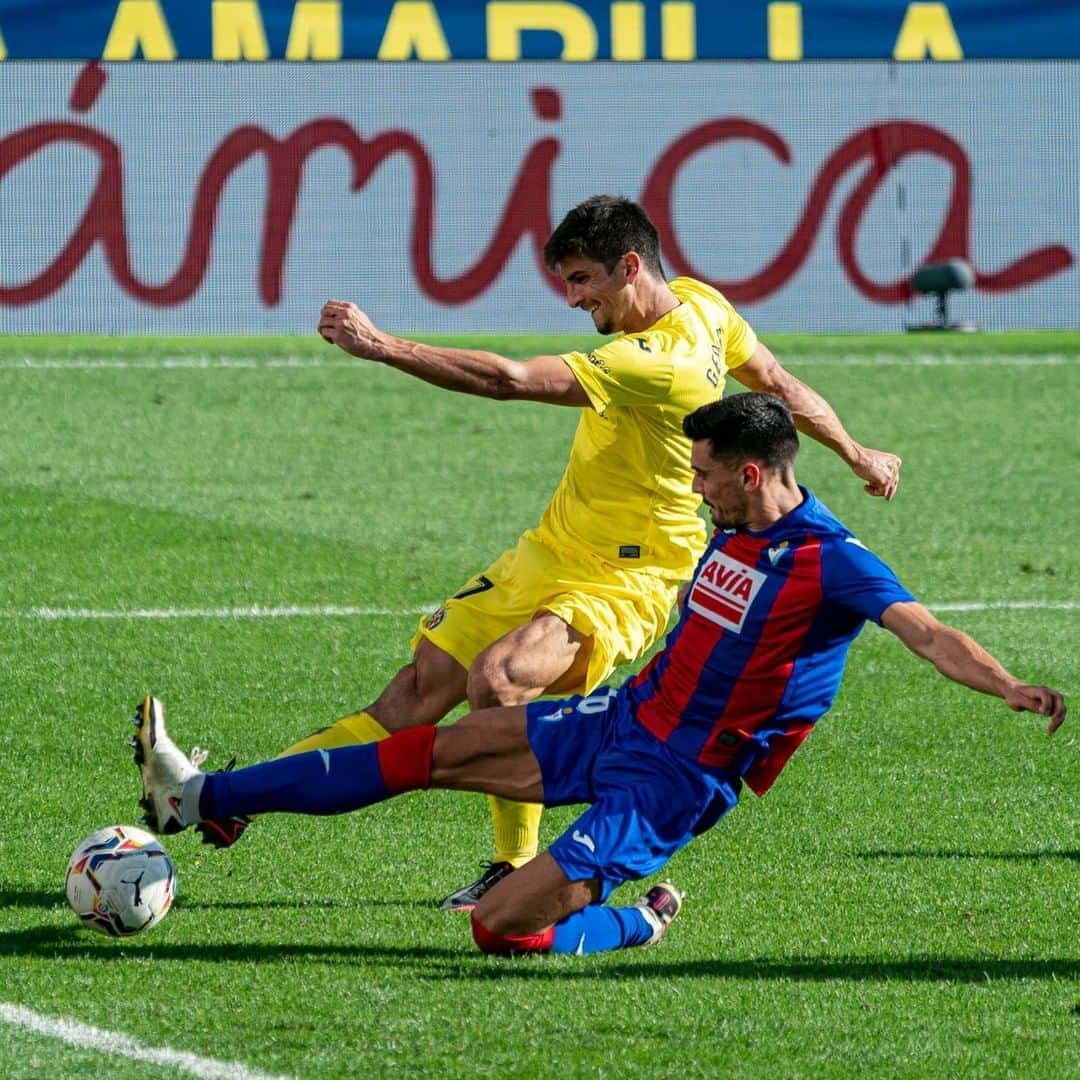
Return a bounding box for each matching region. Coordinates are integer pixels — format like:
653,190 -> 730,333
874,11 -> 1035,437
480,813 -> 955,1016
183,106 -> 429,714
200,746 -> 389,819
550,904 -> 655,955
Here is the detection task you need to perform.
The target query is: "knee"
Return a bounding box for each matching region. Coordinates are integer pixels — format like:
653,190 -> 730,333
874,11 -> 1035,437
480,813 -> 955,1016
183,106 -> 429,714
470,912 -> 509,954
470,912 -> 553,956
467,651 -> 524,710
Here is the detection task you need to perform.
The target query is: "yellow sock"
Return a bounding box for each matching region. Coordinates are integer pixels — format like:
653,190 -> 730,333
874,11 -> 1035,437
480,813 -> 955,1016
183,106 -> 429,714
276,710 -> 390,758
488,796 -> 542,867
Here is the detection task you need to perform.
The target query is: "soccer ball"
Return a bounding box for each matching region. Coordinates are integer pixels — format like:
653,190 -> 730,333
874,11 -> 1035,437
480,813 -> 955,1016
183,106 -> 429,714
65,825 -> 175,937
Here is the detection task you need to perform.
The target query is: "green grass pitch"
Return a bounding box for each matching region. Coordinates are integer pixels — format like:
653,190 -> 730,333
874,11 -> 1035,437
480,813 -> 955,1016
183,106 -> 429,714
0,331 -> 1076,1078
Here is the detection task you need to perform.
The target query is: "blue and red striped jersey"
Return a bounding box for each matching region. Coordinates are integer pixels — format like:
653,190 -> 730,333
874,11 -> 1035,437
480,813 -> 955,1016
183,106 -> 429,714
625,487 -> 914,795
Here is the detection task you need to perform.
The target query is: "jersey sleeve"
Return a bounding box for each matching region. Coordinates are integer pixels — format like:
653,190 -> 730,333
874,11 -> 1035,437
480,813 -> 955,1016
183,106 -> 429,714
561,334 -> 675,415
820,537 -> 915,624
721,298 -> 758,370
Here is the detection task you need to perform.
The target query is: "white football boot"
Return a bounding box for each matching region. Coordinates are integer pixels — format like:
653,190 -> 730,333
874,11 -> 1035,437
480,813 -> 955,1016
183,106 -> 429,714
131,695 -> 206,834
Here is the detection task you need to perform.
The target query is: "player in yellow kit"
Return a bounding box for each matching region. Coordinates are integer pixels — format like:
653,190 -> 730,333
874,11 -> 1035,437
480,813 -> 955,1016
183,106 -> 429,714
418,274 -> 760,705
196,197 -> 902,909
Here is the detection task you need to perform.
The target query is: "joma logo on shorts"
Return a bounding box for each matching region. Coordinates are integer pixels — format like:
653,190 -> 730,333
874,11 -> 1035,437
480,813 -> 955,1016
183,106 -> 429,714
688,550 -> 767,633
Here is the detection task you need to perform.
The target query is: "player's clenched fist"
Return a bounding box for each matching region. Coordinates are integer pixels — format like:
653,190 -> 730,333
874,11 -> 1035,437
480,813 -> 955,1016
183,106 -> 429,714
854,448 -> 902,501
318,300 -> 385,359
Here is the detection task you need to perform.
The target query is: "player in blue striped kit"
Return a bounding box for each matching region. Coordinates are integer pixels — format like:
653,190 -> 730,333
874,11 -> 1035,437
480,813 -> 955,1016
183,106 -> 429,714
130,393 -> 1065,956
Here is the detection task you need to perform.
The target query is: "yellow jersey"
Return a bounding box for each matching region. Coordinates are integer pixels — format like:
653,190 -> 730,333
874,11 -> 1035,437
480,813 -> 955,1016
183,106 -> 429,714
538,277 -> 758,579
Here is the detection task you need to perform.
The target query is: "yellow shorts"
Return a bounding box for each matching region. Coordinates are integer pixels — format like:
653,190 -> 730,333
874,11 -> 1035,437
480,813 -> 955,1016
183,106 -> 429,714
412,528 -> 678,695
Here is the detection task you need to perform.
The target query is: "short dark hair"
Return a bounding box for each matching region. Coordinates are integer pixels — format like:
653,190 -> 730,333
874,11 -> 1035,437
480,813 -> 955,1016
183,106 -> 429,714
682,392 -> 799,473
543,196 -> 665,276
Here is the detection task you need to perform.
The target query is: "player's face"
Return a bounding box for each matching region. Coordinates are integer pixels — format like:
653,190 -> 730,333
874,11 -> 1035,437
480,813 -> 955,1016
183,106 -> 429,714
556,255 -> 632,335
691,443 -> 751,528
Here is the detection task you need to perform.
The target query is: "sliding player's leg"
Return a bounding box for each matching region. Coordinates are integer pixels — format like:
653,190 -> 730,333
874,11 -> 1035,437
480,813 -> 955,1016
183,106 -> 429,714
194,636 -> 468,847
468,850 -> 684,956
462,691 -> 743,956
131,694 -> 541,833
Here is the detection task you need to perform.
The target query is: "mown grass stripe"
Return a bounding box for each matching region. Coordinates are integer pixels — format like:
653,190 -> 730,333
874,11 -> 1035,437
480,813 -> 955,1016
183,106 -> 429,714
0,354 -> 1072,370
21,605 -> 433,619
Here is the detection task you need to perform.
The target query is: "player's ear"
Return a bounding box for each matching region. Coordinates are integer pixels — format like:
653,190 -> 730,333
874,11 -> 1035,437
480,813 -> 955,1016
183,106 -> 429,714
622,251 -> 641,282
741,462 -> 763,490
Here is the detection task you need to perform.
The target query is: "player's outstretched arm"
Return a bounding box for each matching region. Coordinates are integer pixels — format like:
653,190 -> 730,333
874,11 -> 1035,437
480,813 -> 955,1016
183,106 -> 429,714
317,299 -> 590,406
881,601 -> 1067,735
729,342 -> 902,500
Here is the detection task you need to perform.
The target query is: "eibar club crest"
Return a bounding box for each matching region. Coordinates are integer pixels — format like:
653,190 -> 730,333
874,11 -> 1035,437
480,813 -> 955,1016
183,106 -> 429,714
767,541 -> 790,564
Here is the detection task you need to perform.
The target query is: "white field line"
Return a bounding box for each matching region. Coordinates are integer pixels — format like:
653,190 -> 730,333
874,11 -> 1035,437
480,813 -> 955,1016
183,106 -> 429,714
930,600 -> 1079,612
0,353 -> 1073,371
0,356 -> 359,370
0,1002 -> 290,1080
0,600 -> 1075,621
790,353 -> 1073,367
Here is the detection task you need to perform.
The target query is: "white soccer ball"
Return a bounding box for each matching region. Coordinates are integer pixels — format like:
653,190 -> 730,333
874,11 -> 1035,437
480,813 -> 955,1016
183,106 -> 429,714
65,825 -> 175,937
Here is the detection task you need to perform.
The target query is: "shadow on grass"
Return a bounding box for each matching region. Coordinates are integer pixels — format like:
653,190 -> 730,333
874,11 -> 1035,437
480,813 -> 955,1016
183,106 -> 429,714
0,926 -> 459,965
0,889 -> 63,910
0,885 -> 428,914
179,897 -> 432,911
2,926 -> 1076,985
855,849 -> 1079,863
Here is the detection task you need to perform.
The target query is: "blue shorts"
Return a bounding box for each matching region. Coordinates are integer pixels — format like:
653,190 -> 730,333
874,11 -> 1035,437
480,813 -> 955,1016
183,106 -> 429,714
526,688 -> 742,901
